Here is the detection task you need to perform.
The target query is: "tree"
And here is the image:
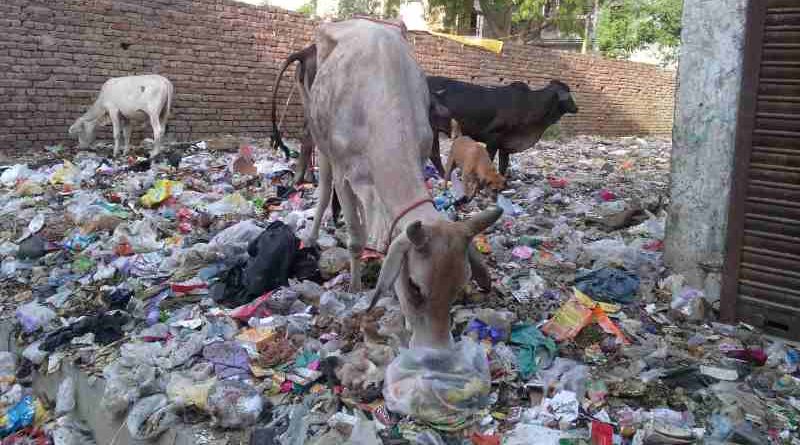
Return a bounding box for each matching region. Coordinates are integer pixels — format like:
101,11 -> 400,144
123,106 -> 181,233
428,0 -> 589,42
337,0 -> 403,18
596,0 -> 683,65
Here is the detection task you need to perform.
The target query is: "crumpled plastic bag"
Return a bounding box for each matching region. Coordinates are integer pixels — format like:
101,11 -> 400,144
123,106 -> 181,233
383,339 -> 490,430
206,380 -> 264,428
208,219 -> 264,258
126,394 -> 178,440
55,377 -> 76,417
140,179 -> 182,207
112,219 -> 163,253
0,396 -> 47,438
1,165 -> 32,187
15,301 -> 57,334
49,161 -> 81,186
510,325 -> 557,380
206,193 -> 253,216
101,358 -> 157,414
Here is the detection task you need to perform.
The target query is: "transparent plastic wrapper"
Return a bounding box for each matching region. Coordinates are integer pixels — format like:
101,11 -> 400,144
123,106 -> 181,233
207,380 -> 264,428
383,339 -> 490,430
16,301 -> 57,333
101,359 -> 157,414
126,394 -> 178,440
22,341 -> 47,365
49,161 -> 81,186
206,193 -> 254,216
348,412 -> 381,445
166,373 -> 216,410
208,219 -> 264,256
55,377 -> 76,417
539,358 -> 589,401
0,352 -> 15,390
112,219 -> 163,253
584,238 -> 628,268
0,165 -> 32,187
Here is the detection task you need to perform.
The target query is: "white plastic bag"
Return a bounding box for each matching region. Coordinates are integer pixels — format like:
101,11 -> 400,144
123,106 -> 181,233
383,339 -> 490,429
55,377 -> 76,417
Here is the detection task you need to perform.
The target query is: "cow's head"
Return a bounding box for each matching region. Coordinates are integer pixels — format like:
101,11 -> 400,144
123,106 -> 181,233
369,207 -> 503,349
68,118 -> 98,149
549,80 -> 578,114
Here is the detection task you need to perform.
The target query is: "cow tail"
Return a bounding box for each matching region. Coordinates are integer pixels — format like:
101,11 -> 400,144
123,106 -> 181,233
161,80 -> 173,124
271,45 -> 315,161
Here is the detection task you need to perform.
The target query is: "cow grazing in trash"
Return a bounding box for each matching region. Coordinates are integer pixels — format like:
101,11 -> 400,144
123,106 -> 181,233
428,76 -> 578,175
302,19 -> 502,349
68,74 -> 174,158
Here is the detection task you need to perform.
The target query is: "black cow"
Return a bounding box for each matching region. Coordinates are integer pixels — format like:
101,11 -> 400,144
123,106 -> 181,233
427,77 -> 578,175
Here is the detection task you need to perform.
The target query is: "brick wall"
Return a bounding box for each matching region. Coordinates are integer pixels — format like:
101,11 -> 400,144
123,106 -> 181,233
0,0 -> 675,153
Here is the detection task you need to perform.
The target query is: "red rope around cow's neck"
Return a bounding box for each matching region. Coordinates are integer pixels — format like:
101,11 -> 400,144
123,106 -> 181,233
382,198 -> 435,254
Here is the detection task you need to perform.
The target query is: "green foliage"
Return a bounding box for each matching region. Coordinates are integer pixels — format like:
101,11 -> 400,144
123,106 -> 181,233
429,0 -> 587,40
597,0 -> 682,65
297,0 -> 316,16
337,0 -> 402,18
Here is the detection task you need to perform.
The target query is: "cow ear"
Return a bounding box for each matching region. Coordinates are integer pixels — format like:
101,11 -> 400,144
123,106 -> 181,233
368,234 -> 411,312
406,220 -> 430,249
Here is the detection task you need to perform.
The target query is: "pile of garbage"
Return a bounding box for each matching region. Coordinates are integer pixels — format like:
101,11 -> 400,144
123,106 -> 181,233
0,136 -> 798,444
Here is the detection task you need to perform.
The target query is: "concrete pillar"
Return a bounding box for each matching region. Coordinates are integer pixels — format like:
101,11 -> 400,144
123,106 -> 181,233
665,0 -> 749,302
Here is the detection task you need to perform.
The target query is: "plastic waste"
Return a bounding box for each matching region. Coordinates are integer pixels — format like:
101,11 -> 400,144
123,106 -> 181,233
22,341 -> 47,365
510,324 -> 557,379
319,291 -> 347,316
0,352 -> 16,390
504,424 -> 562,445
542,297 -> 593,342
0,396 -> 46,438
539,358 -> 589,401
101,359 -> 157,414
206,380 -> 264,428
49,161 -> 81,186
496,195 -> 524,217
127,394 -> 178,440
384,339 -> 490,430
140,179 -> 182,207
319,247 -> 350,279
112,219 -> 163,253
55,377 -> 76,417
206,192 -> 254,216
348,412 -> 381,445
1,164 -> 32,187
15,301 -> 57,333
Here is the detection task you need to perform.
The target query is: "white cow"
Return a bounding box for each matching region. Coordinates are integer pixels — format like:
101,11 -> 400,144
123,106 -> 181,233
303,19 -> 502,349
68,75 -> 174,157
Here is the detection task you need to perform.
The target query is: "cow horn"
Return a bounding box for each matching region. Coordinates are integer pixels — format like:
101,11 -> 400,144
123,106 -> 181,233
468,243 -> 492,290
367,234 -> 411,312
461,206 -> 503,237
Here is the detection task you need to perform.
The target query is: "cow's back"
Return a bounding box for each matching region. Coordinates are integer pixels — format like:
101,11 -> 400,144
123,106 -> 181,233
308,19 -> 433,249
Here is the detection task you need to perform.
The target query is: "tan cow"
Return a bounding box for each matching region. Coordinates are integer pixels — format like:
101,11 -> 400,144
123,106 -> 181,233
303,19 -> 502,349
68,74 -> 173,158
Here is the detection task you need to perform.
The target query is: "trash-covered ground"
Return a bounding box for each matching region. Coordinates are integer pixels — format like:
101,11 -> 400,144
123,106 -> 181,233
1,135 -> 799,444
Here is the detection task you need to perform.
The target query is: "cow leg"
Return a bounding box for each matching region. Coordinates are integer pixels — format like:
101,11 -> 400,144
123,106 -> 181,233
444,153 -> 455,183
109,110 -> 122,158
336,180 -> 365,292
148,111 -> 164,158
307,151 -> 332,246
293,127 -> 314,185
499,151 -> 510,176
331,190 -> 342,226
120,115 -> 132,156
430,135 -> 446,177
